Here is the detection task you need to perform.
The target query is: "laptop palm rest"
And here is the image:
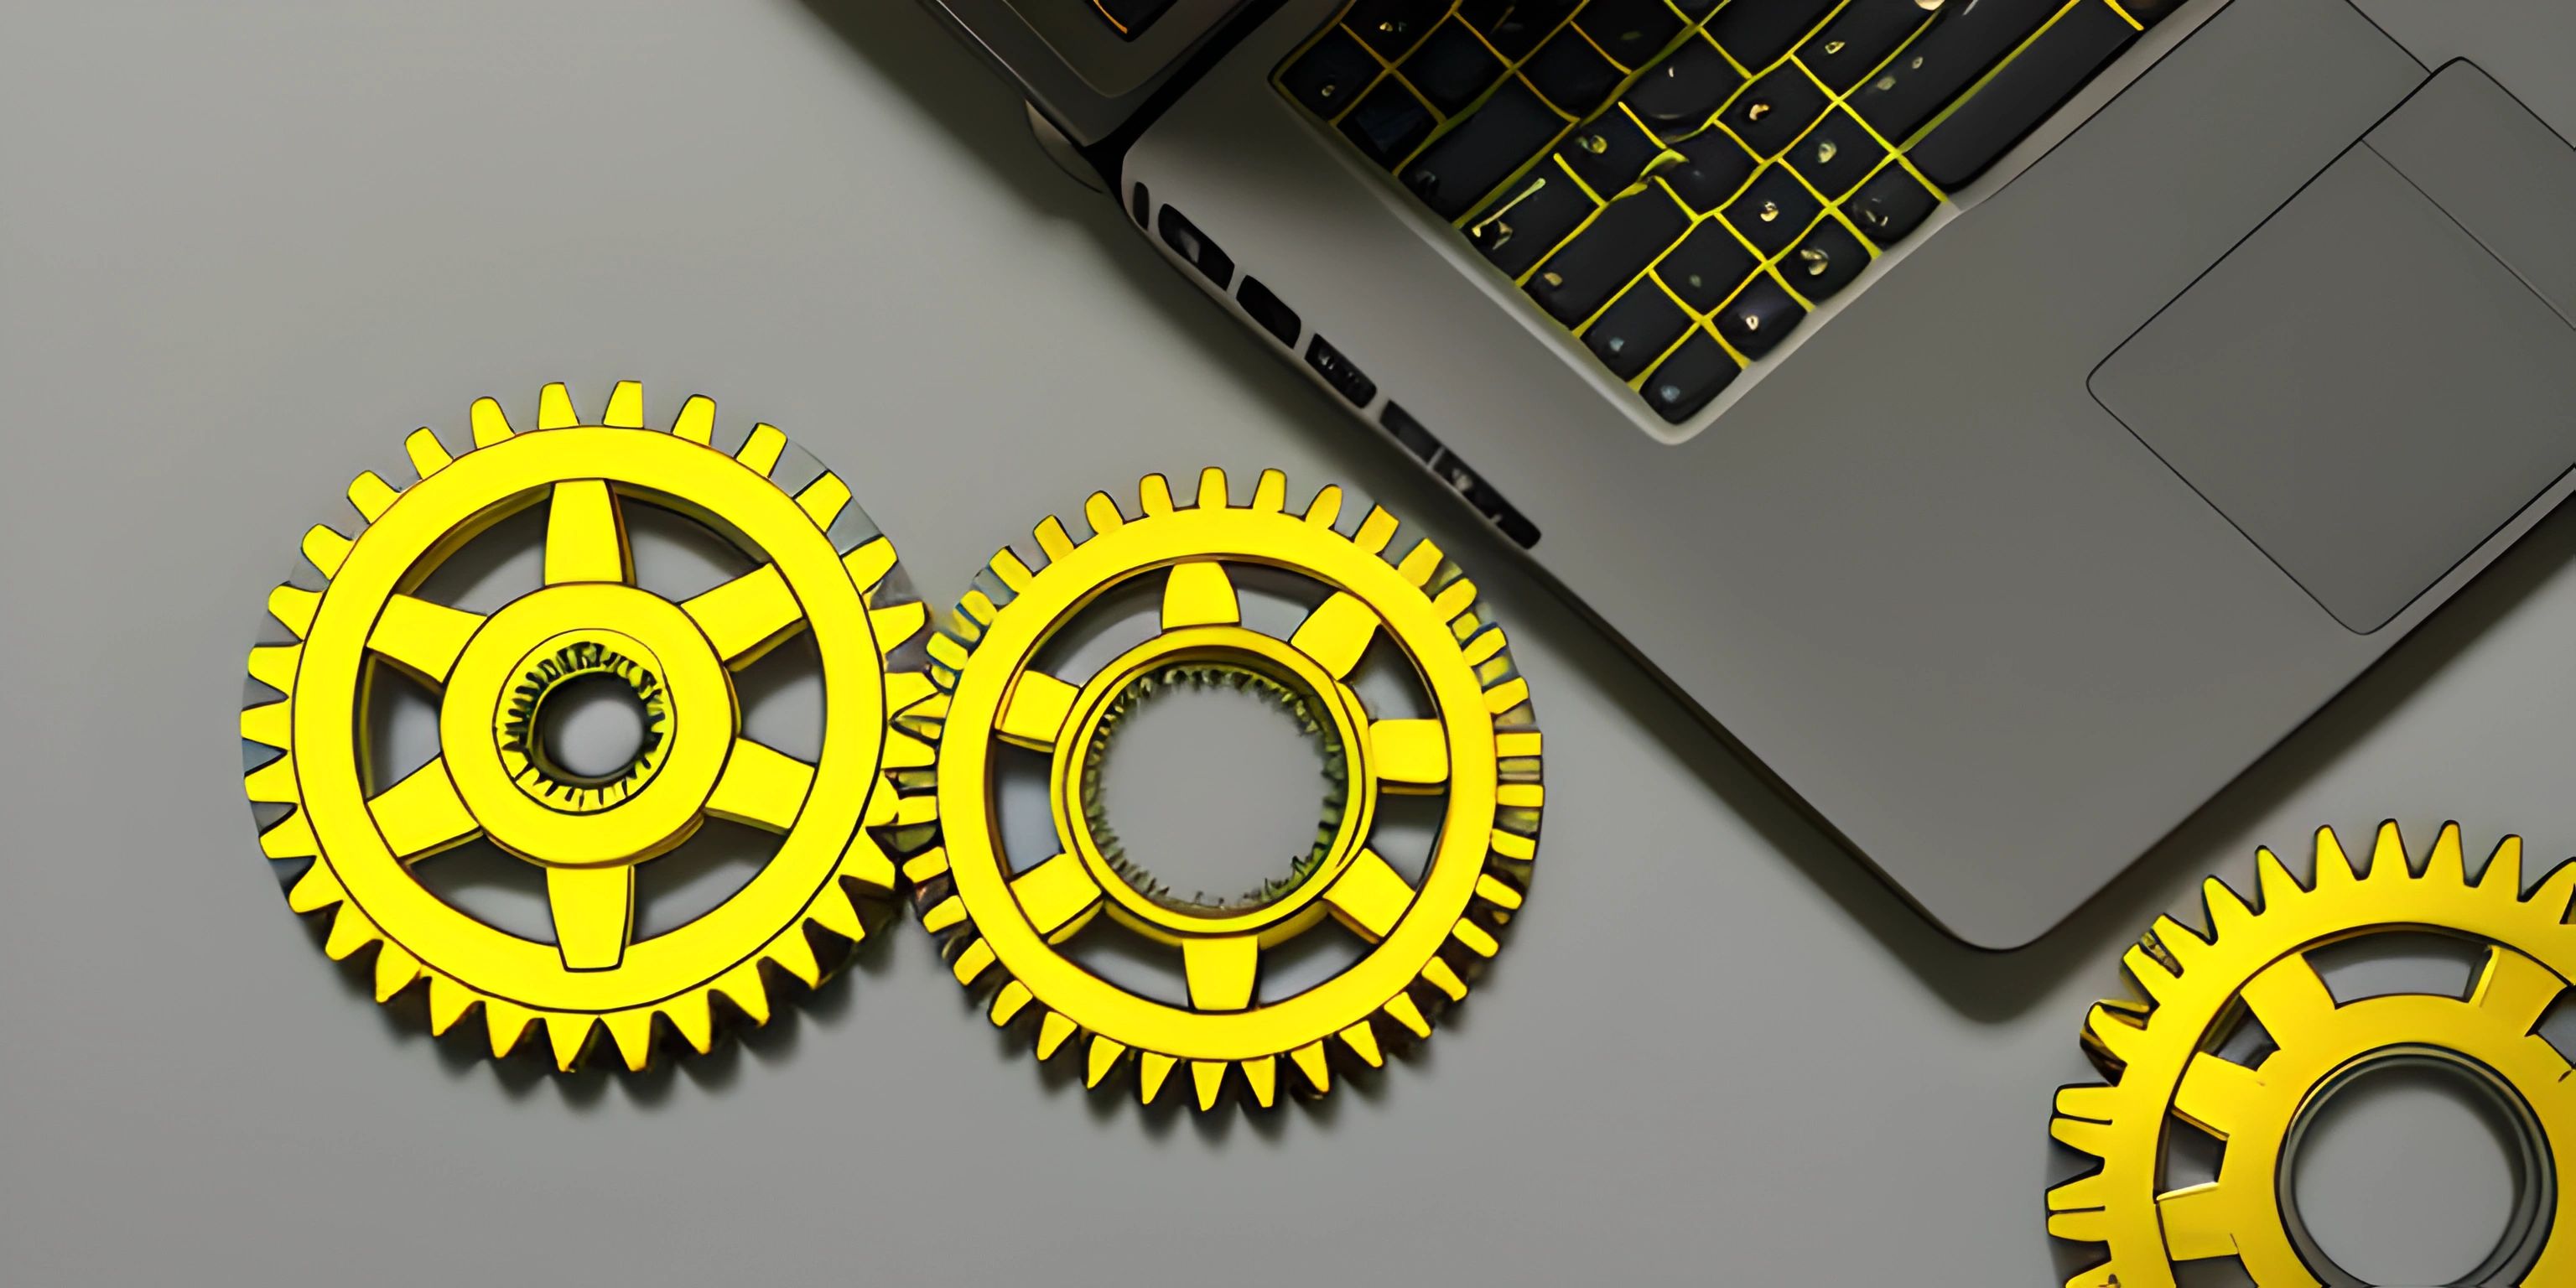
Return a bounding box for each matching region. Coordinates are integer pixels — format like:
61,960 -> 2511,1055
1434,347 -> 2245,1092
2090,62 -> 2576,635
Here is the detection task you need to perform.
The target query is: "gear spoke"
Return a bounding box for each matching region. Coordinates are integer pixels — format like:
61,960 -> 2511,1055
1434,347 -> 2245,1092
1288,591 -> 1380,680
1161,560 -> 1240,629
705,736 -> 814,834
543,479 -> 632,586
682,563 -> 806,667
369,757 -> 481,861
2472,943 -> 2567,1033
1011,851 -> 1105,941
2155,1182 -> 2240,1262
1322,847 -> 1416,942
367,595 -> 486,686
1368,718 -> 1450,789
2172,1052 -> 2267,1140
1182,932 -> 1259,1012
547,865 -> 636,971
995,670 -> 1078,750
2238,951 -> 2337,1047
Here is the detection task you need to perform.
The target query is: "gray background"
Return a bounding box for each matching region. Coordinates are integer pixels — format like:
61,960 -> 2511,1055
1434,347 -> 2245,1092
1,3 -> 2568,1284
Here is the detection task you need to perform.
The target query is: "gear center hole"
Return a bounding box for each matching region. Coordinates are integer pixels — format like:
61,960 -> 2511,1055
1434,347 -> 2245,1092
1085,664 -> 1347,914
538,673 -> 653,783
2285,1056 -> 2539,1287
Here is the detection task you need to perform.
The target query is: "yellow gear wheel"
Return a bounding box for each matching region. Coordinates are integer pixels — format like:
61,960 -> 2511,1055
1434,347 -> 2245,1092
2048,821 -> 2576,1287
240,381 -> 938,1072
911,468 -> 1542,1110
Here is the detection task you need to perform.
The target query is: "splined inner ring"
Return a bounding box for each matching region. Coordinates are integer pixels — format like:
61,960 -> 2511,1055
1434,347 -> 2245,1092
1078,661 -> 1351,915
2276,1044 -> 2555,1288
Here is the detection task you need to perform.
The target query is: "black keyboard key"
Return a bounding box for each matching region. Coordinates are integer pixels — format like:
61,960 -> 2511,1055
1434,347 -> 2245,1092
1908,1 -> 2136,189
1282,27 -> 1381,119
1404,17 -> 1506,116
1621,35 -> 1742,141
1158,205 -> 1234,289
1583,280 -> 1693,379
1306,335 -> 1379,406
1787,107 -> 1886,199
1096,0 -> 1179,39
1461,0 -> 1576,60
1798,0 -> 1938,93
1346,0 -> 1448,60
1381,402 -> 1443,461
1722,164 -> 1821,258
1850,0 -> 2061,142
1524,25 -> 1623,116
1721,63 -> 1830,157
1468,164 -> 1596,277
1711,273 -> 1804,360
1576,0 -> 1688,70
1401,78 -> 1570,220
1339,77 -> 1438,168
1842,162 -> 1939,247
1561,107 -> 1665,198
1526,188 -> 1690,325
1706,0 -> 1838,70
1784,217 -> 1868,301
1662,127 -> 1758,211
1654,220 -> 1758,311
1642,330 -> 1739,422
1238,276 -> 1301,346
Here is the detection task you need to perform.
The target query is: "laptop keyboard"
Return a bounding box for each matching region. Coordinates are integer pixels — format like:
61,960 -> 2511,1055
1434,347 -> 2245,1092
1275,0 -> 2181,423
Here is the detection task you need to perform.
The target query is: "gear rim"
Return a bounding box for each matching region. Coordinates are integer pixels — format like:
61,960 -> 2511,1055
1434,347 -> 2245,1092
913,468 -> 1542,1110
242,381 -> 938,1072
2048,820 -> 2576,1288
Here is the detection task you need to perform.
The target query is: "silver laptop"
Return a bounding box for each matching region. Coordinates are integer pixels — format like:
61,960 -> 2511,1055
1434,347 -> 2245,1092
915,0 -> 2576,948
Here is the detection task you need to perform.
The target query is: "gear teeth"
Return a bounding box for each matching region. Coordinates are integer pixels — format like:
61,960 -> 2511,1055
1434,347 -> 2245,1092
922,896 -> 967,933
1036,1010 -> 1077,1060
1191,1060 -> 1227,1110
2146,915 -> 2210,971
603,1009 -> 656,1071
1485,678 -> 1534,717
267,584 -> 319,638
1086,1036 -> 1126,1088
2367,818 -> 2410,880
284,860 -> 341,912
1035,515 -> 1076,563
1396,538 -> 1442,586
404,428 -> 453,479
426,975 -> 477,1036
545,1015 -> 598,1072
2314,824 -> 2360,886
1383,993 -> 1431,1039
2045,1171 -> 2108,1218
1421,957 -> 1468,1001
244,752 -> 299,805
989,980 -> 1035,1026
1138,1052 -> 1177,1104
2423,820 -> 2468,886
603,380 -> 646,428
1241,1056 -> 1277,1109
1083,491 -> 1124,535
484,1000 -> 538,1059
766,925 -> 823,988
808,880 -> 869,942
2045,1202 -> 2111,1244
951,938 -> 997,985
717,961 -> 773,1026
1463,626 -> 1507,667
2080,1002 -> 2148,1069
989,549 -> 1035,595
1489,828 -> 1536,862
1475,873 -> 1526,911
1353,505 -> 1398,553
1140,473 -> 1176,516
870,601 -> 929,650
2254,845 -> 2303,911
2048,1114 -> 2116,1157
2119,944 -> 2180,1004
1291,1041 -> 1332,1094
1339,1021 -> 1384,1068
1431,576 -> 1477,620
2200,875 -> 2256,940
796,472 -> 852,528
2478,834 -> 2526,896
902,848 -> 949,885
665,993 -> 715,1056
300,525 -> 352,577
260,808 -> 318,860
1253,469 -> 1287,512
1305,484 -> 1343,527
371,944 -> 422,1002
347,471 -> 399,522
537,382 -> 579,430
736,423 -> 787,476
672,394 -> 715,444
247,643 -> 300,693
844,537 -> 897,592
241,700 -> 291,750
322,904 -> 378,960
1450,920 -> 1499,958
2053,1083 -> 2122,1125
1195,466 -> 1228,510
469,396 -> 514,445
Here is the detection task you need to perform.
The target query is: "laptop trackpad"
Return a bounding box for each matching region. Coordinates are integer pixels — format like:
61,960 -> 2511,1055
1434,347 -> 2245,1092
2091,67 -> 2576,634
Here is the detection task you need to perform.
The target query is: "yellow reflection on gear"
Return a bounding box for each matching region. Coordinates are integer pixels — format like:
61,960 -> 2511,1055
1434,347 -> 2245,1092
241,382 -> 939,1072
912,468 -> 1544,1110
2049,821 -> 2576,1287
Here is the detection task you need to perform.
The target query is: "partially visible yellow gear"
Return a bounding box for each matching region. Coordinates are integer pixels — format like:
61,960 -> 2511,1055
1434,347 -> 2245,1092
241,381 -> 939,1072
2049,821 -> 2576,1287
911,468 -> 1542,1110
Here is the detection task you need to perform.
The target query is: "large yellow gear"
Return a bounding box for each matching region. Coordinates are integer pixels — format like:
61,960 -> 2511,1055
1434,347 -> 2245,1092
241,381 -> 938,1072
910,468 -> 1543,1110
2049,821 -> 2576,1287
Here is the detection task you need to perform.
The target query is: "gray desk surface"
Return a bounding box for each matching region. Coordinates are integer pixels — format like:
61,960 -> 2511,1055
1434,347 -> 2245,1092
3,3 -> 2567,1285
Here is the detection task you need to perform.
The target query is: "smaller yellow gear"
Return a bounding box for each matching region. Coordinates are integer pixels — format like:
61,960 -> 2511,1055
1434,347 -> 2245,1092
2048,821 -> 2576,1287
911,468 -> 1543,1110
241,381 -> 939,1072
